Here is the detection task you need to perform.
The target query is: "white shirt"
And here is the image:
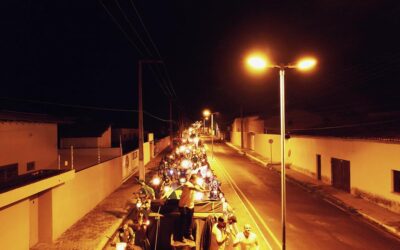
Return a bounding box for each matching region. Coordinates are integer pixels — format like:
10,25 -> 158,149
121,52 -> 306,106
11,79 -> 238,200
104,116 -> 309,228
210,223 -> 228,250
234,231 -> 259,250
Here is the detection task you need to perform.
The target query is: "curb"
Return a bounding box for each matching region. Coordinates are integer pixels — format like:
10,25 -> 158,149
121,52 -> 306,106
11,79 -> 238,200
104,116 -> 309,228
96,219 -> 123,250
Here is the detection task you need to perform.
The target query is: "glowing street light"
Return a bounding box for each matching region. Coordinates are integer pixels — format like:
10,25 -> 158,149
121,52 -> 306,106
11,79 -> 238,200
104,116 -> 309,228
245,51 -> 316,250
203,109 -> 211,117
203,109 -> 219,159
296,57 -> 317,71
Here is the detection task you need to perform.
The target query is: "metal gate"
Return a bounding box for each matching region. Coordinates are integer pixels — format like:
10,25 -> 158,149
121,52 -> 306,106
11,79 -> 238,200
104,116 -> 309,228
316,154 -> 321,180
331,158 -> 350,193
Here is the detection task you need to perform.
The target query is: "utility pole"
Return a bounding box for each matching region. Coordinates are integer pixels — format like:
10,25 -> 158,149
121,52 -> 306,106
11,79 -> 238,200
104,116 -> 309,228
240,105 -> 244,151
211,113 -> 214,159
169,98 -> 173,149
138,60 -> 162,182
138,61 -> 145,181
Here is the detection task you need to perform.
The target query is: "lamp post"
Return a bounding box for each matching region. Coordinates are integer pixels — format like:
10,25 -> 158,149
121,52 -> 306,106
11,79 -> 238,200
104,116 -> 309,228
138,59 -> 162,182
245,52 -> 316,250
202,109 -> 219,159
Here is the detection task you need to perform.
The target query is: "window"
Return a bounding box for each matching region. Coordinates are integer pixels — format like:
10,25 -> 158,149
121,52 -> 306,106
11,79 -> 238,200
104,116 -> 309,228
27,161 -> 35,171
393,170 -> 400,193
0,163 -> 18,183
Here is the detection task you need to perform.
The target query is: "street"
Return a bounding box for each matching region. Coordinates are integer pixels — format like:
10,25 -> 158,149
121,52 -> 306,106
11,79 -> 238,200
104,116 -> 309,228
208,141 -> 400,250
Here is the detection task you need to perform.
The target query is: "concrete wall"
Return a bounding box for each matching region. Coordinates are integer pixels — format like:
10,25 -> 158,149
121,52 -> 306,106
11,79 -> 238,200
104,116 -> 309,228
0,122 -> 58,175
60,137 -> 98,149
155,136 -> 171,155
0,199 -> 30,250
231,131 -> 400,212
60,126 -> 112,148
286,136 -> 400,211
0,135 -> 171,248
98,126 -> 112,148
58,147 -> 121,171
51,157 -> 122,240
232,116 -> 264,134
122,150 -> 139,181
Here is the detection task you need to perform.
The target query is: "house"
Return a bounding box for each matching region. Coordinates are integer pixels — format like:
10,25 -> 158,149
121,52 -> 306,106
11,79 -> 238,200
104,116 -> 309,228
230,114 -> 400,213
0,111 -> 60,180
59,123 -> 111,148
58,123 -> 120,170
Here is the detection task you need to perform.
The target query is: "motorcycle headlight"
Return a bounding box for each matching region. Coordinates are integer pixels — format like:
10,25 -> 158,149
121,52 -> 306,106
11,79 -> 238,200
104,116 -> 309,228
151,177 -> 161,186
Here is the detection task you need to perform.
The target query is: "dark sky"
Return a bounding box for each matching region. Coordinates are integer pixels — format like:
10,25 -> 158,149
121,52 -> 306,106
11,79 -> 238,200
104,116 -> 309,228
2,0 -> 400,131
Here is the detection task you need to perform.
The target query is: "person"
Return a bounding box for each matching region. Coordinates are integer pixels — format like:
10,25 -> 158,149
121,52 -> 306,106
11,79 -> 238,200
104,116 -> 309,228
210,216 -> 230,250
118,222 -> 134,244
178,174 -> 208,242
227,215 -> 239,236
233,224 -> 259,250
139,180 -> 155,200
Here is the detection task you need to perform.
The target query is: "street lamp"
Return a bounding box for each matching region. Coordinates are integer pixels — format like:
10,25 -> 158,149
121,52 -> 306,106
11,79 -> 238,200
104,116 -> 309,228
138,60 -> 162,182
202,109 -> 219,159
245,52 -> 316,250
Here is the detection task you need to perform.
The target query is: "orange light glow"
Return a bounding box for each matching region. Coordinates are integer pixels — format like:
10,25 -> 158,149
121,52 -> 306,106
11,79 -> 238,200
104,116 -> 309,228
296,57 -> 317,71
203,109 -> 211,117
245,52 -> 270,74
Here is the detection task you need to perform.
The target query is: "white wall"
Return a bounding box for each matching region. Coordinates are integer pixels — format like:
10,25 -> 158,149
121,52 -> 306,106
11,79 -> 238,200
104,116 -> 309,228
231,131 -> 400,212
287,137 -> 400,206
0,122 -> 58,174
51,157 -> 122,240
0,135 -> 171,248
60,137 -> 98,149
0,199 -> 30,250
58,147 -> 121,171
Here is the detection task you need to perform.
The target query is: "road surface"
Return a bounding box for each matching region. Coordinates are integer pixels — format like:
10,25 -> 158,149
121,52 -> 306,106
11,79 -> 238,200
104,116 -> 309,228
209,141 -> 400,250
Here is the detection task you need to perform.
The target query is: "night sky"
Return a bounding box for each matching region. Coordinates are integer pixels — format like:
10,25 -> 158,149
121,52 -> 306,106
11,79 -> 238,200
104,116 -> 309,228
2,0 -> 400,134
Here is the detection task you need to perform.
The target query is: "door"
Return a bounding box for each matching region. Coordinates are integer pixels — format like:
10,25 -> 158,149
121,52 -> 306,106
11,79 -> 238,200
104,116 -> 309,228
316,154 -> 321,180
250,133 -> 255,150
331,158 -> 351,193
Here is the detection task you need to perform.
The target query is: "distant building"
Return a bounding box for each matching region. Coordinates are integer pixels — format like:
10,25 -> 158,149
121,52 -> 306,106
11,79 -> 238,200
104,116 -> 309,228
58,123 -> 120,170
232,116 -> 264,133
230,112 -> 400,213
59,123 -> 111,148
0,111 -> 59,181
264,109 -> 323,134
111,127 -> 139,147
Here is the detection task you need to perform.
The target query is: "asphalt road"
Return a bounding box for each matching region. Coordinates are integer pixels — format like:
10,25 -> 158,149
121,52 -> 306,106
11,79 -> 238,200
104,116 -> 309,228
210,142 -> 400,250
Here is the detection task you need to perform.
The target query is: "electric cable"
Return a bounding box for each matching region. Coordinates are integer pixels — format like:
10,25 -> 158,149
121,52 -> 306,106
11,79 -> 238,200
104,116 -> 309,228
99,0 -> 145,57
1,97 -> 173,123
129,0 -> 177,98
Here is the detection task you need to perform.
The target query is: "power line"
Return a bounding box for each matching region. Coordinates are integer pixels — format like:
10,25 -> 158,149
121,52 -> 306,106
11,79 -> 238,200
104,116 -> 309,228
114,0 -> 154,57
1,97 -> 172,123
129,0 -> 177,98
100,0 -> 173,97
99,0 -> 145,57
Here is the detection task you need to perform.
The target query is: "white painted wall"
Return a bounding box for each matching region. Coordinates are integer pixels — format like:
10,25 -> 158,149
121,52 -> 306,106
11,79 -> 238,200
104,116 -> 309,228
0,135 -> 171,248
0,199 -> 30,250
0,122 -> 58,174
231,131 -> 400,212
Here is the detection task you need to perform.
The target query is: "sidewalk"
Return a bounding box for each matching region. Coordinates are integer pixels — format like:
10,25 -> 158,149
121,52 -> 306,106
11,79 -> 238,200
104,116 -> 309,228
225,142 -> 400,239
31,153 -> 166,250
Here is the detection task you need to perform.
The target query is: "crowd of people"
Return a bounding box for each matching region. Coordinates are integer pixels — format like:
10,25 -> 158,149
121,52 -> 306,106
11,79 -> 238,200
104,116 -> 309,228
114,122 -> 259,250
